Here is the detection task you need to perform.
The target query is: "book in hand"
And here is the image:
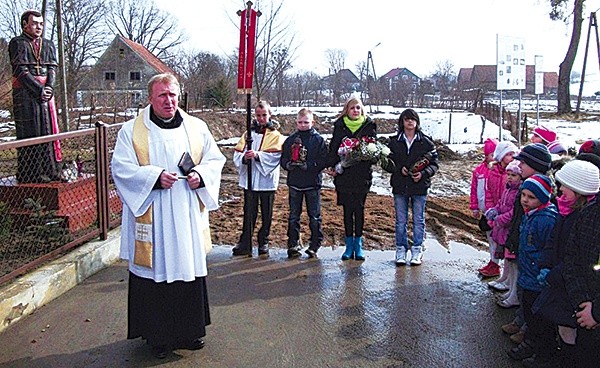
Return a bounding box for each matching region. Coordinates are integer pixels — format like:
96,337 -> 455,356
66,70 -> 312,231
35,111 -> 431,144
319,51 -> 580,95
178,152 -> 196,176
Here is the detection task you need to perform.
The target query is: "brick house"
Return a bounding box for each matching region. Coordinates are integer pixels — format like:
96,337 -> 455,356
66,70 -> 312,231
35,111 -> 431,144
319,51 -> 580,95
380,67 -> 421,91
321,68 -> 362,93
457,65 -> 558,96
76,35 -> 176,107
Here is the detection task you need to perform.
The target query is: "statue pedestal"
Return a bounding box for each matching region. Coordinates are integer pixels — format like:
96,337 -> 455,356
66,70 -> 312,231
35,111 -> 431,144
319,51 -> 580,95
0,175 -> 122,233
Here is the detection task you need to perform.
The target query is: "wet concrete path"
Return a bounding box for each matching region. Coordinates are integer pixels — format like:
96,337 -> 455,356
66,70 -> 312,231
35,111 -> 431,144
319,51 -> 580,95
0,239 -> 521,367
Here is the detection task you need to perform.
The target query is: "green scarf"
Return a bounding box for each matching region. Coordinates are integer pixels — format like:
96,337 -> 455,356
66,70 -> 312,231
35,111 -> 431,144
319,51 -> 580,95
343,115 -> 365,133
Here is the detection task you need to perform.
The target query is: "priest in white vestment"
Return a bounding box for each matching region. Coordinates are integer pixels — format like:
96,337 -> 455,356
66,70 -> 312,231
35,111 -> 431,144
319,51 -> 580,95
111,73 -> 225,359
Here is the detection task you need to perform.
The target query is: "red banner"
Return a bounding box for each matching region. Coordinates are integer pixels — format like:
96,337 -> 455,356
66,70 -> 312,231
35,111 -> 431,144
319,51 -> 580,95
237,7 -> 257,94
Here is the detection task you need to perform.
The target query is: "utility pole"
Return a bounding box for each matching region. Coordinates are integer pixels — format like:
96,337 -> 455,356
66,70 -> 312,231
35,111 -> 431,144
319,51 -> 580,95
365,42 -> 380,111
576,12 -> 599,114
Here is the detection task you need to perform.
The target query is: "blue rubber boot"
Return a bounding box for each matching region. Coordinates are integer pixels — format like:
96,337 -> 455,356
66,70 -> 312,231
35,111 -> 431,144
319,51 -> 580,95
341,236 -> 354,260
354,237 -> 365,261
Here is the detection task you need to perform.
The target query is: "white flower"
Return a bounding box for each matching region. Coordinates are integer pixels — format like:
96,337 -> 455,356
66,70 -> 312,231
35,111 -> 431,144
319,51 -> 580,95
381,146 -> 391,156
366,143 -> 378,153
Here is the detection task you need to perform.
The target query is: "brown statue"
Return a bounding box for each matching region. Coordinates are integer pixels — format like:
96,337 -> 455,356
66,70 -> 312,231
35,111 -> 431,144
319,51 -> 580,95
9,10 -> 61,183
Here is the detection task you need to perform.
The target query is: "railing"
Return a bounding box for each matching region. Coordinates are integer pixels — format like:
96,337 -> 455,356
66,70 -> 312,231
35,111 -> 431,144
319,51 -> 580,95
0,123 -> 123,285
475,101 -> 519,139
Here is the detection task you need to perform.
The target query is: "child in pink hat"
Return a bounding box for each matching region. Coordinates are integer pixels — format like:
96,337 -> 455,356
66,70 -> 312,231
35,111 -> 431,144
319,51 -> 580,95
530,126 -> 557,145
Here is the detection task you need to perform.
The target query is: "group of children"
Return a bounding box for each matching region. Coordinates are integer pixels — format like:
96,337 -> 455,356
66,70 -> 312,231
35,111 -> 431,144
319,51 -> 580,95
235,99 -> 438,267
470,128 -> 600,367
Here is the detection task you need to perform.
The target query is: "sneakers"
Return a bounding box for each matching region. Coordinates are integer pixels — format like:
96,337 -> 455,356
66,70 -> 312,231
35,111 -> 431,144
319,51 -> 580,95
488,280 -> 509,291
395,247 -> 407,266
305,248 -> 318,258
287,246 -> 302,259
508,340 -> 535,360
501,322 -> 521,335
409,246 -> 423,265
480,261 -> 501,277
497,298 -> 520,308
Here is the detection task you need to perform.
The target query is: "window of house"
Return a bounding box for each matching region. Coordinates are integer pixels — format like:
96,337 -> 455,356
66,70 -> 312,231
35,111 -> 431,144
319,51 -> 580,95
104,71 -> 115,80
131,92 -> 141,105
130,71 -> 141,81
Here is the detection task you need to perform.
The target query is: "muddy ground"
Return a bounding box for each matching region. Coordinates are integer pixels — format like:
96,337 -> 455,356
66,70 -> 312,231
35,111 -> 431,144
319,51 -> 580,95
199,110 -> 488,252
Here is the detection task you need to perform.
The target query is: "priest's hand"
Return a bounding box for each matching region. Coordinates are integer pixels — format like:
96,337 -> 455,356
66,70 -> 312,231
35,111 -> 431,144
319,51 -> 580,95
160,171 -> 178,189
187,171 -> 202,190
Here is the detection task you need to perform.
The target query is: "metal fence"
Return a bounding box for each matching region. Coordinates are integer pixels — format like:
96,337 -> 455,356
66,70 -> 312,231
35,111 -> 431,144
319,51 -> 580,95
0,123 -> 123,285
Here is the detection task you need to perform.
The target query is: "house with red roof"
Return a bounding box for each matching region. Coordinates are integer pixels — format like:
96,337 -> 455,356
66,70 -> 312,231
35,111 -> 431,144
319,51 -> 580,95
76,35 -> 176,108
457,65 -> 558,96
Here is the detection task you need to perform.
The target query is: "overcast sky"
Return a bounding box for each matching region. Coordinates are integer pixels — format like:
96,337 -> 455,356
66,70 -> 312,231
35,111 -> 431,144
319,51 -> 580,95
156,0 -> 600,83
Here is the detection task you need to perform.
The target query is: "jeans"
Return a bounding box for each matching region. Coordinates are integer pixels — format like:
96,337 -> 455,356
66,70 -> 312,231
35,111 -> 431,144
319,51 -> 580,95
287,187 -> 323,249
394,194 -> 426,250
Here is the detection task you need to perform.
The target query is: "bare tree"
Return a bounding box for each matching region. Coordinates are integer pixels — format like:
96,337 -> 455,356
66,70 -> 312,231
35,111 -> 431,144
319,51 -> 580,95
106,0 -> 186,59
430,59 -> 456,97
175,50 -> 233,109
295,71 -> 322,106
57,0 -> 109,102
324,48 -> 347,105
550,0 -> 586,113
0,0 -> 42,40
325,48 -> 346,74
0,38 -> 12,109
253,0 -> 298,102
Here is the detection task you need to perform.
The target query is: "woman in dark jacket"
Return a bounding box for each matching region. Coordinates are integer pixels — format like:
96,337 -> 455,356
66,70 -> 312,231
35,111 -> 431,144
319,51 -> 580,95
326,96 -> 376,261
383,109 -> 438,266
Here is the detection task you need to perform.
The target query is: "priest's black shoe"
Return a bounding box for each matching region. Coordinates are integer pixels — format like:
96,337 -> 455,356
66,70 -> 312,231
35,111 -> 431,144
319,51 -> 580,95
232,245 -> 252,256
179,338 -> 205,350
151,344 -> 169,359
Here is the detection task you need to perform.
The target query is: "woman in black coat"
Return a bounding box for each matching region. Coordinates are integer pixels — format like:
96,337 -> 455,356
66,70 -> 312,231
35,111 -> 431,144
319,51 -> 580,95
382,108 -> 438,266
325,97 -> 376,261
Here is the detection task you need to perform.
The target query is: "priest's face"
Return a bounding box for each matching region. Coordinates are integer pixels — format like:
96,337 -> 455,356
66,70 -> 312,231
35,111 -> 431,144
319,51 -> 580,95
149,81 -> 179,120
23,15 -> 44,38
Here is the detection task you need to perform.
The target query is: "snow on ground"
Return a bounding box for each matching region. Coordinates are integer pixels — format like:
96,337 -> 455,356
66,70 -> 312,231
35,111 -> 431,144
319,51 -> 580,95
270,101 -> 600,151
264,101 -> 600,197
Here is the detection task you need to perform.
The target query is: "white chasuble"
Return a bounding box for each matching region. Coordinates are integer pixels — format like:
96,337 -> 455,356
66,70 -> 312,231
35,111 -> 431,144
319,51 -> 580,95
111,106 -> 225,283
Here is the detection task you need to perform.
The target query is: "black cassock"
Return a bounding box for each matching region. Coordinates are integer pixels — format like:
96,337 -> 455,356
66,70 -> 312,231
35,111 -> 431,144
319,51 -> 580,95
9,33 -> 60,183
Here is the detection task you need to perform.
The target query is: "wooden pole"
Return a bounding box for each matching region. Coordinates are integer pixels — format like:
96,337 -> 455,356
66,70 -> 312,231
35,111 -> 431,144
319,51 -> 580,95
576,12 -> 595,114
55,0 -> 70,132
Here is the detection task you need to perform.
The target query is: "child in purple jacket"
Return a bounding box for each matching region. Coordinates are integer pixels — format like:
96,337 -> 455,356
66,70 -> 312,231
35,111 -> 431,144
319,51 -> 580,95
486,160 -> 522,308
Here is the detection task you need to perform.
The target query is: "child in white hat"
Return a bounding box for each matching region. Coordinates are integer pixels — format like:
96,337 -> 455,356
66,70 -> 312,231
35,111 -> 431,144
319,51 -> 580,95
526,159 -> 600,367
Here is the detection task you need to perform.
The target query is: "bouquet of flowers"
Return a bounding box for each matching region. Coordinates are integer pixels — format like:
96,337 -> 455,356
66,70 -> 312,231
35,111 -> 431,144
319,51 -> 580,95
335,136 -> 391,174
